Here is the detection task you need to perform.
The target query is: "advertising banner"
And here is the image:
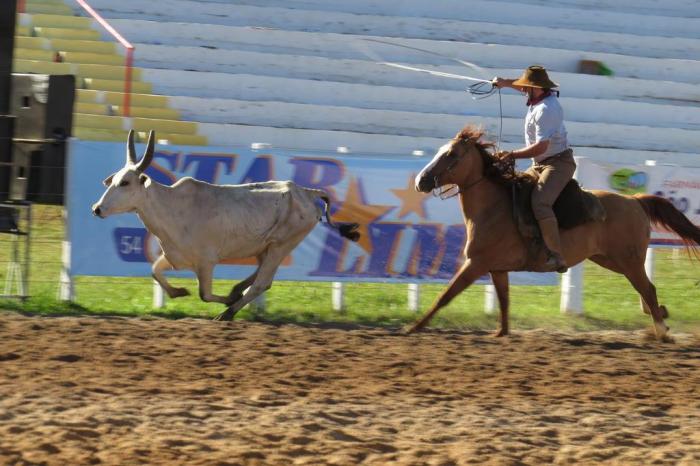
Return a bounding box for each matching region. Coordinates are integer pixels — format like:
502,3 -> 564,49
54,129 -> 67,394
575,158 -> 700,246
67,140 -> 556,285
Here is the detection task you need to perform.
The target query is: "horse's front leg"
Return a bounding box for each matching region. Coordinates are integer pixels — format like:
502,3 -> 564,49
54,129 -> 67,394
407,259 -> 486,334
490,271 -> 510,337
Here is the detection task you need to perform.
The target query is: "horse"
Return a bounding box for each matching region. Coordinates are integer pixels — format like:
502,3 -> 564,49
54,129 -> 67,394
409,125 -> 700,340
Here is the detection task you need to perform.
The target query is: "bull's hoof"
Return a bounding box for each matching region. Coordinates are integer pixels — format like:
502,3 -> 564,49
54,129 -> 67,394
404,322 -> 425,335
168,287 -> 190,299
214,307 -> 237,322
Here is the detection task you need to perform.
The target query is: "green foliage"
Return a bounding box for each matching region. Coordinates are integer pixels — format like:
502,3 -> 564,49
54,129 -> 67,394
1,205 -> 699,333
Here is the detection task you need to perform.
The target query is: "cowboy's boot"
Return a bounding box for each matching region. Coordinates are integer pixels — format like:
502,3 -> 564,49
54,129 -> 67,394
538,217 -> 568,273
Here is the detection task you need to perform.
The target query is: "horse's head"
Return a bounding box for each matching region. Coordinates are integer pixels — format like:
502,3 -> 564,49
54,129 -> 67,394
415,128 -> 485,194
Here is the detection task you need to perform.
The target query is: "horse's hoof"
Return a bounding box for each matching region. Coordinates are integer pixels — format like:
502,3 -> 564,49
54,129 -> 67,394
493,329 -> 509,337
653,321 -> 670,341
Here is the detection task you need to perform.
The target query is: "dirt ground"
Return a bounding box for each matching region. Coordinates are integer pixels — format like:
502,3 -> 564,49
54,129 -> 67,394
1,312 -> 699,466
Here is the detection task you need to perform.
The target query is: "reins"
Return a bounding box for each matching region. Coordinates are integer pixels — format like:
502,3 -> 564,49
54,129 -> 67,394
432,154 -> 486,200
433,176 -> 485,200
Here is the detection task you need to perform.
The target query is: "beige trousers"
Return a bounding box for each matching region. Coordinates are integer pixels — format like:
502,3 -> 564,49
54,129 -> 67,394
525,149 -> 577,221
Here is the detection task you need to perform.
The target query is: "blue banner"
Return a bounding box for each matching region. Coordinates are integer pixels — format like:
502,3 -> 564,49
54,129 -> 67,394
66,140 -> 555,285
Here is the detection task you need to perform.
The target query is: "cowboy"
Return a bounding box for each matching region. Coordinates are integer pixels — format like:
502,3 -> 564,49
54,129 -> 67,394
492,65 -> 575,273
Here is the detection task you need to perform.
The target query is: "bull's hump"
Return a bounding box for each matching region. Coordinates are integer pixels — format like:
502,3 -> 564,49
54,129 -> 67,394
243,180 -> 295,193
171,178 -> 296,195
171,177 -> 198,189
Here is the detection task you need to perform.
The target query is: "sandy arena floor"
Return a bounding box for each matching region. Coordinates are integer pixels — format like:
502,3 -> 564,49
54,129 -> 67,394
0,312 -> 699,465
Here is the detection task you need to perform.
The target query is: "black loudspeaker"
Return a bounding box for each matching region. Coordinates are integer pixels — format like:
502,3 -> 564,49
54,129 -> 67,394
10,73 -> 75,204
0,116 -> 18,230
11,73 -> 75,141
0,0 -> 16,113
0,115 -> 14,201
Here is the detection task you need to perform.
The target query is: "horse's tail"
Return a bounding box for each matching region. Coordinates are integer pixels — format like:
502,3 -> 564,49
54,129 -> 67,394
306,188 -> 360,242
635,194 -> 700,256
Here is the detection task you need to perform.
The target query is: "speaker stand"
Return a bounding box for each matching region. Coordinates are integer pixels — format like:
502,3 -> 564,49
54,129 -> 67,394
0,201 -> 31,301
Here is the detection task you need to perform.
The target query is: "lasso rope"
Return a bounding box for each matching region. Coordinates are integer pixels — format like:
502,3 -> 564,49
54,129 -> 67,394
355,38 -> 505,155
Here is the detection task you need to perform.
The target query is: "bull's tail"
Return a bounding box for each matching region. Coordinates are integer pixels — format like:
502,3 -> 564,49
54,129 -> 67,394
308,189 -> 360,242
635,194 -> 700,256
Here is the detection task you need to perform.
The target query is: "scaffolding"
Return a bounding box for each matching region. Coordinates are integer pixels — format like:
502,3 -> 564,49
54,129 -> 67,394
0,200 -> 31,300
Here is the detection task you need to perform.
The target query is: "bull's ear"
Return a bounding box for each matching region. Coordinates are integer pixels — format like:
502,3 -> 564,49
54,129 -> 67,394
139,174 -> 148,184
103,175 -> 114,187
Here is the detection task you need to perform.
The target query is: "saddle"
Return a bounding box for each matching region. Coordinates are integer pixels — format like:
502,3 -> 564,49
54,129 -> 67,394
512,178 -> 607,240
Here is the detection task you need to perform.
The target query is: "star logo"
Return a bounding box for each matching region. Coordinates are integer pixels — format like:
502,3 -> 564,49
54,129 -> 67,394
391,174 -> 430,220
330,177 -> 394,254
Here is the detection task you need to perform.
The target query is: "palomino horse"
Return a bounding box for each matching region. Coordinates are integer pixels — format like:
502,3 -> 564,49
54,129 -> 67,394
409,125 -> 700,340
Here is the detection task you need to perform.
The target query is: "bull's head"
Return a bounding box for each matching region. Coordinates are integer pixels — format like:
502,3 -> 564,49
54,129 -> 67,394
92,130 -> 155,218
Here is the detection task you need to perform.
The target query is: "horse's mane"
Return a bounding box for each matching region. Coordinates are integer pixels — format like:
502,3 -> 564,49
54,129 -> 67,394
454,125 -> 534,187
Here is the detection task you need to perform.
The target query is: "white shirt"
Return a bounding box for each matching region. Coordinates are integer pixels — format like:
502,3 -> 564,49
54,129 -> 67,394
524,94 -> 569,163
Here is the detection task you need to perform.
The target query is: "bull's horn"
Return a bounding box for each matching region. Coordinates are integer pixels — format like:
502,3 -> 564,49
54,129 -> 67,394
135,130 -> 155,173
126,129 -> 137,165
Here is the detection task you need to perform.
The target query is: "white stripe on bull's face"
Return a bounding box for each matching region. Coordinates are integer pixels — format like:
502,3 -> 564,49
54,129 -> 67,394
414,142 -> 454,193
92,130 -> 156,218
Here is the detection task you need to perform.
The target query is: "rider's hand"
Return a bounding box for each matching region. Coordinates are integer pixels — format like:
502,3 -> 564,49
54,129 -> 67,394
496,150 -> 513,161
491,77 -> 506,88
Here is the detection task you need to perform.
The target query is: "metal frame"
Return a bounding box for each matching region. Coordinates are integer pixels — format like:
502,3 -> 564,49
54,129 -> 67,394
0,200 -> 31,300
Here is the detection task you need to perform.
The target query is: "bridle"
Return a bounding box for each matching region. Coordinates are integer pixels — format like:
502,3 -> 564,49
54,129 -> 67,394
431,141 -> 484,200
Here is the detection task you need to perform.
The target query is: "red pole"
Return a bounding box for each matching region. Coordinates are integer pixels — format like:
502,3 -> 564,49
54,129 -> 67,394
123,47 -> 134,117
74,0 -> 135,117
18,0 -> 25,13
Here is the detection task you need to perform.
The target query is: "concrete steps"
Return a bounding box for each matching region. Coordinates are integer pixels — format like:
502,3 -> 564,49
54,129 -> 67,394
112,22 -> 700,86
133,48 -> 700,107
159,75 -> 700,131
190,121 -> 700,167
33,0 -> 698,162
13,7 -> 208,144
79,0 -> 700,39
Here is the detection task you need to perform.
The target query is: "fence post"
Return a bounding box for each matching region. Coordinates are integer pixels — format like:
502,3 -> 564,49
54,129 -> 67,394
58,240 -> 74,301
332,282 -> 345,312
153,281 -> 165,308
643,162 -> 657,281
560,264 -> 583,314
640,247 -> 655,313
559,157 -> 587,314
484,284 -> 496,314
644,247 -> 655,281
407,283 -> 420,311
249,292 -> 266,315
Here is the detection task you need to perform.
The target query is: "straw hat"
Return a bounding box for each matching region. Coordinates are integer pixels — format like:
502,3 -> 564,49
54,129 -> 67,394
512,65 -> 559,89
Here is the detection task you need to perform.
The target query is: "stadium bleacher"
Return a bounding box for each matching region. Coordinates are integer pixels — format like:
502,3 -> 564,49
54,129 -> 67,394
12,0 -> 700,164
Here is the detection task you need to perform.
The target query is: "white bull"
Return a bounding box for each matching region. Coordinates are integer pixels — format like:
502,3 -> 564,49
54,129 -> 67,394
92,130 -> 360,321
